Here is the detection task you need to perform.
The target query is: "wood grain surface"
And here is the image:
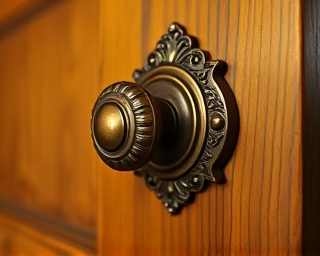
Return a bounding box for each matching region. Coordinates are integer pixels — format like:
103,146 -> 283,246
99,0 -> 303,255
0,0 -> 99,231
0,212 -> 93,255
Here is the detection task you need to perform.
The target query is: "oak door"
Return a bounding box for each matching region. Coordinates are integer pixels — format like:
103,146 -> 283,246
0,0 -> 312,255
98,0 -> 303,255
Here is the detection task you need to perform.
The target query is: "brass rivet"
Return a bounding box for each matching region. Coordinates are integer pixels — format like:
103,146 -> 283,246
94,103 -> 126,152
210,114 -> 225,131
169,24 -> 176,31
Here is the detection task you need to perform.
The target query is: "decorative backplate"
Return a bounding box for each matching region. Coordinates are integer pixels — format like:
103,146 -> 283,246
133,23 -> 239,214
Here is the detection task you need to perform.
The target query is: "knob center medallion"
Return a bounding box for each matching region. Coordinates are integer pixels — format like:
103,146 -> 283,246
94,103 -> 126,152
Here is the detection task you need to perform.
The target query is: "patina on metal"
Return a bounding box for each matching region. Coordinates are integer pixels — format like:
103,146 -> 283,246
91,22 -> 239,214
93,103 -> 126,152
135,65 -> 207,179
91,82 -> 159,171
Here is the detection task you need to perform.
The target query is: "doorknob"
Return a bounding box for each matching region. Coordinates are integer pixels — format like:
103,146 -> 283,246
91,23 -> 239,214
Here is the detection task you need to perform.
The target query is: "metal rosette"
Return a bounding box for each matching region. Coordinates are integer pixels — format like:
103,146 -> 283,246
133,23 -> 239,214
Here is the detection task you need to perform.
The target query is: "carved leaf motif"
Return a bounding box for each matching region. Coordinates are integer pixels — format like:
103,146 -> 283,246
135,23 -> 229,213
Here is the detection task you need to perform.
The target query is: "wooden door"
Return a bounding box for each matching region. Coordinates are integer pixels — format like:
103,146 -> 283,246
0,0 -> 318,255
98,0 -> 304,255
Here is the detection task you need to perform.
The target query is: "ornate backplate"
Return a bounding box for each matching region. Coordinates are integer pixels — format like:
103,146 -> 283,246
133,23 -> 239,214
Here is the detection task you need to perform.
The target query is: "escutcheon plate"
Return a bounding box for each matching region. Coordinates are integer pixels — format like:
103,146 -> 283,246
133,23 -> 239,214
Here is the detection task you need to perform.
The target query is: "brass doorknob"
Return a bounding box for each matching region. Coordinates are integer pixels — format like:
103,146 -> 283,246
92,82 -> 161,171
91,23 -> 239,214
91,71 -> 208,180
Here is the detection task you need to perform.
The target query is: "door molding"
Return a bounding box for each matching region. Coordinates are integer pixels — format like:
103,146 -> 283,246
302,0 -> 320,254
0,198 -> 96,253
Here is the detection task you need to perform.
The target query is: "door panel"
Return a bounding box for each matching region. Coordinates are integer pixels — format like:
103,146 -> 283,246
99,0 -> 302,254
0,212 -> 90,255
0,0 -> 99,238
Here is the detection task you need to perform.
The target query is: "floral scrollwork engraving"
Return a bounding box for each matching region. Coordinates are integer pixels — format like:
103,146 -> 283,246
134,23 -> 236,214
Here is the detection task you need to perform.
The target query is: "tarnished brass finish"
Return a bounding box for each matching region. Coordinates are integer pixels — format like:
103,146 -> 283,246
93,104 -> 125,151
135,65 -> 206,179
91,23 -> 239,214
210,113 -> 226,131
91,82 -> 158,171
92,66 -> 207,179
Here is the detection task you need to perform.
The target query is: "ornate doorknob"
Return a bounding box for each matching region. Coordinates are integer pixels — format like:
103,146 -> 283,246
92,82 -> 160,171
91,23 -> 239,213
